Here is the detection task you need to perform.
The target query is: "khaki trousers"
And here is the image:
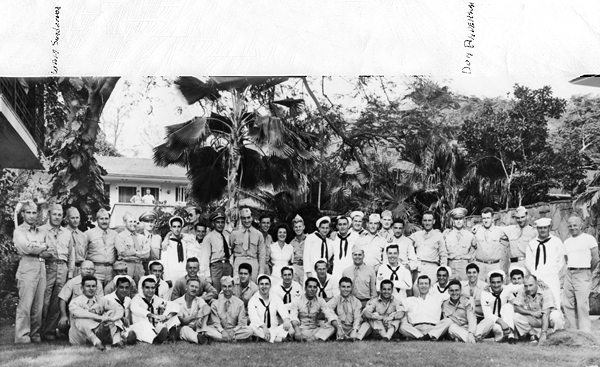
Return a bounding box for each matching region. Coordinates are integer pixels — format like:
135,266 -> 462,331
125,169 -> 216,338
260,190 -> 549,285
15,257 -> 47,343
125,262 -> 145,285
210,261 -> 233,293
513,309 -> 564,337
448,260 -> 469,282
563,269 -> 592,333
204,325 -> 253,341
179,325 -> 209,344
399,321 -> 435,339
428,318 -> 494,341
93,264 -> 114,288
42,261 -> 68,338
475,261 -> 502,282
357,319 -> 400,340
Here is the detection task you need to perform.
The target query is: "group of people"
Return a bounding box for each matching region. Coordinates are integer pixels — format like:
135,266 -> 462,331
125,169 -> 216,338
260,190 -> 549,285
13,201 -> 598,351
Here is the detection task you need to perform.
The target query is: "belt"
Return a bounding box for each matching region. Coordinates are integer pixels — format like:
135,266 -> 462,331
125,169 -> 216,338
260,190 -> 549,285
211,260 -> 230,264
420,260 -> 440,265
45,259 -> 67,264
22,254 -> 45,262
124,259 -> 142,264
568,267 -> 590,271
510,257 -> 525,263
448,259 -> 468,262
413,322 -> 436,327
75,261 -> 83,267
293,260 -> 304,265
476,259 -> 500,264
94,262 -> 113,267
235,255 -> 255,259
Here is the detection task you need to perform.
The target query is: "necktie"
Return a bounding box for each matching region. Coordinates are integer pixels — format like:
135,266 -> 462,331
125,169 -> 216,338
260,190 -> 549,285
281,286 -> 292,304
342,299 -> 349,320
259,298 -> 271,328
244,229 -> 250,252
535,238 -> 550,270
115,296 -> 125,309
225,299 -> 230,315
315,232 -> 329,260
492,291 -> 502,317
220,232 -> 230,260
102,230 -> 108,246
387,264 -> 399,281
338,233 -> 349,259
456,230 -> 462,242
318,279 -> 328,299
155,281 -> 160,296
171,236 -> 184,263
354,266 -> 360,280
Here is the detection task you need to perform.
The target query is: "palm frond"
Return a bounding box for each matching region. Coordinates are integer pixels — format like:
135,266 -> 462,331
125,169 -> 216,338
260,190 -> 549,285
175,76 -> 220,104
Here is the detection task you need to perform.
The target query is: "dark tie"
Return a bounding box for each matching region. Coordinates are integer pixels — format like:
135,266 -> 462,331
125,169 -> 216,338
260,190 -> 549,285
535,238 -> 550,270
142,297 -> 155,325
338,233 -> 349,259
171,236 -> 184,263
218,232 -> 230,260
281,286 -> 292,304
115,296 -> 125,309
387,264 -> 399,281
492,292 -> 502,317
318,280 -> 328,299
315,232 -> 329,260
259,298 -> 271,328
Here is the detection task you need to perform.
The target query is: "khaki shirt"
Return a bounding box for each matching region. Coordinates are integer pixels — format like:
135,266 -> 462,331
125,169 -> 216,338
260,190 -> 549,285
341,264 -> 377,301
115,229 -> 149,261
210,294 -> 248,332
232,281 -> 259,309
199,230 -> 231,279
84,227 -> 118,264
40,224 -> 75,277
289,294 -> 336,329
444,228 -> 475,261
13,222 -> 46,256
230,226 -> 266,273
442,295 -> 476,331
327,295 -> 363,330
409,230 -> 448,266
472,225 -> 508,262
503,225 -> 537,258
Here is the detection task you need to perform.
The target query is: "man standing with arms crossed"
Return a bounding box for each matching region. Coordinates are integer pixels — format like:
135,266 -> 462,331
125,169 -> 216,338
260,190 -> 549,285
115,212 -> 149,285
230,207 -> 266,283
14,200 -> 48,344
83,208 -> 118,288
409,211 -> 448,287
472,207 -> 509,281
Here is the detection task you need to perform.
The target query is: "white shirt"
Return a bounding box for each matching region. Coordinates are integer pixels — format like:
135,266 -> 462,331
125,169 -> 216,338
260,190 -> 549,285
400,292 -> 445,325
355,232 -> 388,268
130,294 -> 179,324
428,282 -> 451,300
389,236 -> 418,270
137,279 -> 170,300
303,232 -> 334,278
104,291 -> 132,319
564,233 -> 598,268
376,263 -> 412,300
247,292 -> 289,328
161,233 -> 196,282
481,284 -> 523,322
525,235 -> 566,276
273,281 -> 303,311
316,273 -> 339,300
141,194 -> 155,204
332,232 -> 358,278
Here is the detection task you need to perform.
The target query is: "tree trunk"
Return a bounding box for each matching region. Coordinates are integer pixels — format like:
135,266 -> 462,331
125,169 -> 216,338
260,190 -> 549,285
226,89 -> 246,221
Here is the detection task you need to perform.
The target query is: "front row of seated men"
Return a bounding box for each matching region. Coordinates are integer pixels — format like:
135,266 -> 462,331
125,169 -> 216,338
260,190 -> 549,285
67,263 -> 563,350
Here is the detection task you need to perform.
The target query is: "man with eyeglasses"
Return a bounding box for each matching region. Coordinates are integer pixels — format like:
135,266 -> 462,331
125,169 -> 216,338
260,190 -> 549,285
230,207 -> 267,283
182,207 -> 201,236
57,260 -> 104,336
83,208 -> 118,288
115,212 -> 150,285
200,210 -> 233,292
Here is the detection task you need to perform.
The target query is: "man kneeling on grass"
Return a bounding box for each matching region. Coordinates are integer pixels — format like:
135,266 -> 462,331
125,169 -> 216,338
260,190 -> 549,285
130,275 -> 180,344
248,275 -> 292,343
513,274 -> 564,345
358,279 -> 404,341
290,277 -> 339,342
68,275 -> 126,350
428,279 -> 493,343
174,277 -> 211,345
204,276 -> 253,342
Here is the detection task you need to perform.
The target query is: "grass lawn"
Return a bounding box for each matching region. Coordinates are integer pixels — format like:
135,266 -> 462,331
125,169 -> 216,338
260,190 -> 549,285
1,321 -> 599,367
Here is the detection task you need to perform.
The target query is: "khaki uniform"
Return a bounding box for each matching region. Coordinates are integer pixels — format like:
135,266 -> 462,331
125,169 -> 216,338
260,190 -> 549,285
358,296 -> 402,339
289,294 -> 337,341
174,295 -> 211,344
513,288 -> 564,337
68,294 -> 123,346
84,227 -> 118,287
115,230 -> 149,285
204,294 -> 252,341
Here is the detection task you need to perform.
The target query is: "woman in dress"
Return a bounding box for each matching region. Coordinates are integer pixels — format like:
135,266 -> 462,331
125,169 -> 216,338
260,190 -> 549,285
269,223 -> 294,281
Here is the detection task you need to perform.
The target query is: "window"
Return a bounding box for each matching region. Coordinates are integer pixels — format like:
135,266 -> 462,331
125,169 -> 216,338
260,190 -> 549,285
118,186 -> 137,203
141,187 -> 160,202
176,186 -> 188,202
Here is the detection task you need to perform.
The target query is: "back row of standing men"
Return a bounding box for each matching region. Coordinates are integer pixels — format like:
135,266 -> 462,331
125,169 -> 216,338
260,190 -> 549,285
13,201 -> 598,345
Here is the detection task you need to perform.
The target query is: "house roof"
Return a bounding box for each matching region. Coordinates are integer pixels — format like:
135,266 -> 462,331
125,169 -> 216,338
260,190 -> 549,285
96,156 -> 188,180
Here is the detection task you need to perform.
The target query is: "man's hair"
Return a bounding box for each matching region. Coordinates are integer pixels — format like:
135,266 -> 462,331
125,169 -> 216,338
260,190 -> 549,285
305,277 -> 319,288
142,277 -> 157,288
257,275 -> 271,284
437,267 -> 449,276
186,278 -> 201,285
186,257 -> 199,265
481,207 -> 494,215
422,210 -> 435,218
149,262 -> 164,271
525,274 -> 538,283
386,244 -> 399,254
392,218 -> 405,226
238,263 -> 252,274
489,271 -> 504,282
447,279 -> 462,289
170,216 -> 184,226
380,279 -> 393,290
466,263 -> 480,273
314,259 -> 328,271
259,214 -> 271,222
337,216 -> 350,225
281,266 -> 294,276
338,276 -> 353,287
116,277 -> 130,287
417,275 -> 431,285
195,221 -> 208,230
81,275 -> 98,286
510,269 -> 524,279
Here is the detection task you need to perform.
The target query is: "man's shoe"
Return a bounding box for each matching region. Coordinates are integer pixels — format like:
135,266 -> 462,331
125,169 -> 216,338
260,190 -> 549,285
126,331 -> 137,345
529,335 -> 539,344
43,334 -> 56,341
197,332 -> 208,345
31,336 -> 42,343
94,324 -> 113,346
113,341 -> 125,348
93,340 -> 106,351
153,328 -> 169,345
508,337 -> 517,345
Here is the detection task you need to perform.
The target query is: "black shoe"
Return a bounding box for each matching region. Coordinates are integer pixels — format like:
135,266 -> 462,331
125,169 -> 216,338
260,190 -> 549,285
153,328 -> 169,344
197,332 -> 208,345
508,336 -> 516,345
126,331 -> 137,345
529,335 -> 539,344
421,334 -> 431,341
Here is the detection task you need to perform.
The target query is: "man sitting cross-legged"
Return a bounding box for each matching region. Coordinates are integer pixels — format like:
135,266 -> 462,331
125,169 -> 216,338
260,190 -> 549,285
325,277 -> 363,341
513,274 -> 564,345
68,275 -> 125,350
130,275 -> 180,344
204,276 -> 253,342
248,275 -> 292,343
174,277 -> 211,345
103,275 -> 137,345
290,277 -> 340,342
398,275 -> 444,340
429,279 -> 493,343
358,279 -> 404,341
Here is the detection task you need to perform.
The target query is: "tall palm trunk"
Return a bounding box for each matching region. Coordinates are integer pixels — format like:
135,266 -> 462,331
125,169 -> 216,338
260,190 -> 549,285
226,89 -> 247,219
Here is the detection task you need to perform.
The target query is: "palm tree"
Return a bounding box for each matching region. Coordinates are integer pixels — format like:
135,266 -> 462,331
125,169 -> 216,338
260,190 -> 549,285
153,77 -> 316,220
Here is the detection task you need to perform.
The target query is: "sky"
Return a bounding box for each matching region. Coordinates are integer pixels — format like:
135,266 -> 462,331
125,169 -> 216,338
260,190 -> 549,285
103,75 -> 600,159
